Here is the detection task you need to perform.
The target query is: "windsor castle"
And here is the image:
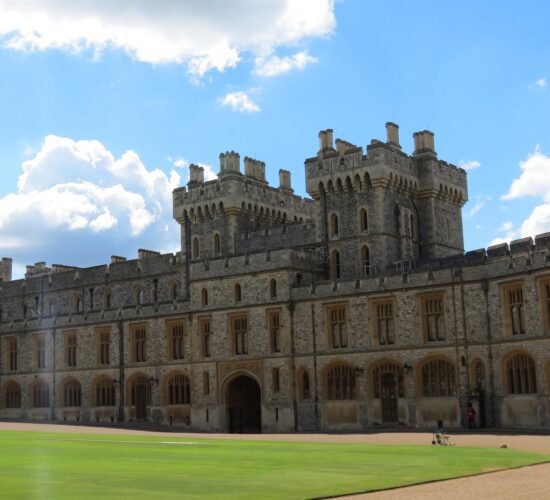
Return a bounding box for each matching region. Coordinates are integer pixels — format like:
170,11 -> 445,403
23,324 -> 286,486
1,123 -> 549,432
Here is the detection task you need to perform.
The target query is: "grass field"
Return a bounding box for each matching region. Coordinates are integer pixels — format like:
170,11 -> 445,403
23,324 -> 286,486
0,431 -> 548,499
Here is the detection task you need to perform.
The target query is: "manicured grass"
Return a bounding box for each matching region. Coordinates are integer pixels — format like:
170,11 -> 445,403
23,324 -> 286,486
0,431 -> 548,499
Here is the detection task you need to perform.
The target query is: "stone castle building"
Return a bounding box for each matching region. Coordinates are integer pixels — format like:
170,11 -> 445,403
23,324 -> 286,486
1,123 -> 549,432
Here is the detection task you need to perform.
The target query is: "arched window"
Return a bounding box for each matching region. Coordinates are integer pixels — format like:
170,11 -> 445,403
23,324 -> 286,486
361,246 -> 370,277
21,303 -> 27,319
135,287 -> 145,306
75,296 -> 82,313
506,353 -> 537,394
270,279 -> 277,299
192,237 -> 200,259
213,233 -> 221,255
104,292 -> 111,310
201,288 -> 208,306
167,374 -> 191,405
359,208 -> 368,232
4,381 -> 21,409
32,380 -> 50,408
331,250 -> 341,280
63,379 -> 81,407
330,213 -> 339,237
171,282 -> 179,301
472,360 -> 486,391
326,365 -> 356,400
300,371 -> 310,400
94,377 -> 115,407
421,359 -> 456,397
234,283 -> 242,303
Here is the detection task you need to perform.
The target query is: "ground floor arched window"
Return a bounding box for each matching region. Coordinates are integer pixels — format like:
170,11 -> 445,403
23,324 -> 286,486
63,379 -> 81,407
421,359 -> 456,397
506,352 -> 537,394
167,374 -> 191,405
94,377 -> 115,406
32,380 -> 50,408
326,364 -> 356,400
4,381 -> 21,408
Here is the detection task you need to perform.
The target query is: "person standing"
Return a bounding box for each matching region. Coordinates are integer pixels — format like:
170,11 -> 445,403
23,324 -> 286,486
467,402 -> 476,430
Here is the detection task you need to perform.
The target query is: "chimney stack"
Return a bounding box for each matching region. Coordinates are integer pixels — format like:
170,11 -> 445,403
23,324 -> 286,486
318,129 -> 334,151
413,130 -> 435,155
279,169 -> 293,192
385,122 -> 401,149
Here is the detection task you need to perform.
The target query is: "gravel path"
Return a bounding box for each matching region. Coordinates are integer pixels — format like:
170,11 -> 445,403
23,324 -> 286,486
1,422 -> 549,499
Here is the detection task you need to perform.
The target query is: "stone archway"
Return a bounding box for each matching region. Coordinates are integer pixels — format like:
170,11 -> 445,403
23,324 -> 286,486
227,375 -> 261,433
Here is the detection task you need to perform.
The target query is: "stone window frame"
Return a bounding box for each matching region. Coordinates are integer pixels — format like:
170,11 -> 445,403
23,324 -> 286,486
267,308 -> 281,353
213,232 -> 221,256
324,362 -> 356,401
537,276 -> 550,333
500,280 -> 526,336
503,350 -> 537,395
62,378 -> 82,407
31,378 -> 50,408
34,333 -> 47,370
358,207 -> 368,232
95,327 -> 111,366
298,368 -> 311,400
63,329 -> 78,368
4,380 -> 21,409
203,371 -> 210,396
166,319 -> 185,361
165,372 -> 191,405
370,297 -> 396,346
198,316 -> 211,358
419,357 -> 457,398
329,212 -> 339,238
419,292 -> 446,342
192,236 -> 200,260
201,288 -> 209,307
5,336 -> 17,372
360,245 -> 371,277
229,313 -> 249,356
269,278 -> 277,299
272,367 -> 280,393
234,283 -> 242,303
93,376 -> 116,407
130,323 -> 147,363
325,302 -> 348,350
371,361 -> 405,399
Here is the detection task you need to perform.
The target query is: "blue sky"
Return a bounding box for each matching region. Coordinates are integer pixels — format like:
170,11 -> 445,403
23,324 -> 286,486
1,0 -> 550,278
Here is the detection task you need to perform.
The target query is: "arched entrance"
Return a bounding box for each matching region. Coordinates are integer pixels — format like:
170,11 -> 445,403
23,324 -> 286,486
227,375 -> 261,433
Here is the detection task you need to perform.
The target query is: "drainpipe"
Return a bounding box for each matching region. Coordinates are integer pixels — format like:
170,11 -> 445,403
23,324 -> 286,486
289,301 -> 297,431
311,303 -> 319,431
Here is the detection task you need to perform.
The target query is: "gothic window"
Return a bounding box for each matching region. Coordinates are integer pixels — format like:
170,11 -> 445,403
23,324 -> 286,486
104,292 -> 112,309
74,296 -> 82,313
170,321 -> 185,360
506,285 -> 525,335
358,208 -> 368,232
331,250 -> 341,280
132,326 -> 146,362
192,237 -> 200,259
327,305 -> 347,349
4,381 -> 21,409
63,379 -> 81,407
422,296 -> 445,341
268,311 -> 281,353
375,301 -> 395,345
32,380 -> 50,408
213,233 -> 221,255
270,279 -> 277,299
231,315 -> 248,355
171,282 -> 179,301
330,213 -> 339,237
135,287 -> 145,306
94,377 -> 115,406
200,318 -> 211,358
234,283 -> 242,303
326,365 -> 356,400
65,331 -> 77,368
97,329 -> 111,365
167,374 -> 191,405
361,246 -> 371,277
421,359 -> 456,397
506,353 -> 537,394
201,288 -> 208,306
473,360 -> 486,391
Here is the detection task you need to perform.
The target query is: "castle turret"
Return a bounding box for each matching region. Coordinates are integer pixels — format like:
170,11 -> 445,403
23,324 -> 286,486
0,257 -> 12,282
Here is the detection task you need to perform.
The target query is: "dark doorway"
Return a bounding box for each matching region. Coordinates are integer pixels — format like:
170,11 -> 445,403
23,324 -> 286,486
227,375 -> 261,433
381,372 -> 398,423
135,382 -> 147,420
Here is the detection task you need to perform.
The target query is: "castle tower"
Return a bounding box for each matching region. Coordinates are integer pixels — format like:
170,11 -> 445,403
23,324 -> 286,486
0,258 -> 12,282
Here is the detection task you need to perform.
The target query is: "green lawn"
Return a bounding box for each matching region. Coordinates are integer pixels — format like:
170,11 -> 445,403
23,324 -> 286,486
0,431 -> 548,499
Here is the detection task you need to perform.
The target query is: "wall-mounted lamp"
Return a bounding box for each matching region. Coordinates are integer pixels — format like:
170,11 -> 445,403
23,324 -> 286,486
403,363 -> 413,374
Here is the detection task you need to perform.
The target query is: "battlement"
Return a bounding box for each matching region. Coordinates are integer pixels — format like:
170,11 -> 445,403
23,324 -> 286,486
0,257 -> 12,282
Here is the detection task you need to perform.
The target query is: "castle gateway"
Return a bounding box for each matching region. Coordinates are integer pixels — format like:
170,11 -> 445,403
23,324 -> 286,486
1,123 -> 550,432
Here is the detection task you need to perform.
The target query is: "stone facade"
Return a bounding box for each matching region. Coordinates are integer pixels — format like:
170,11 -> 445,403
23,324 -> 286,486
1,123 -> 549,432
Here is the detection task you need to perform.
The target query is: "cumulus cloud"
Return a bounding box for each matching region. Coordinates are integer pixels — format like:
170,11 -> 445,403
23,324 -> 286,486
0,0 -> 335,78
530,77 -> 547,90
458,159 -> 481,171
0,135 -> 182,269
170,158 -> 218,181
220,91 -> 261,113
466,195 -> 491,217
493,147 -> 550,244
254,50 -> 318,77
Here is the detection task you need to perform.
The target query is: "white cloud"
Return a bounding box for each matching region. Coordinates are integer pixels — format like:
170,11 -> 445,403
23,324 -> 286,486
466,195 -> 491,217
499,221 -> 514,232
170,158 -> 217,181
220,91 -> 261,113
458,159 -> 481,171
254,50 -> 318,77
530,77 -> 547,90
0,135 -> 182,269
0,1 -> 335,78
